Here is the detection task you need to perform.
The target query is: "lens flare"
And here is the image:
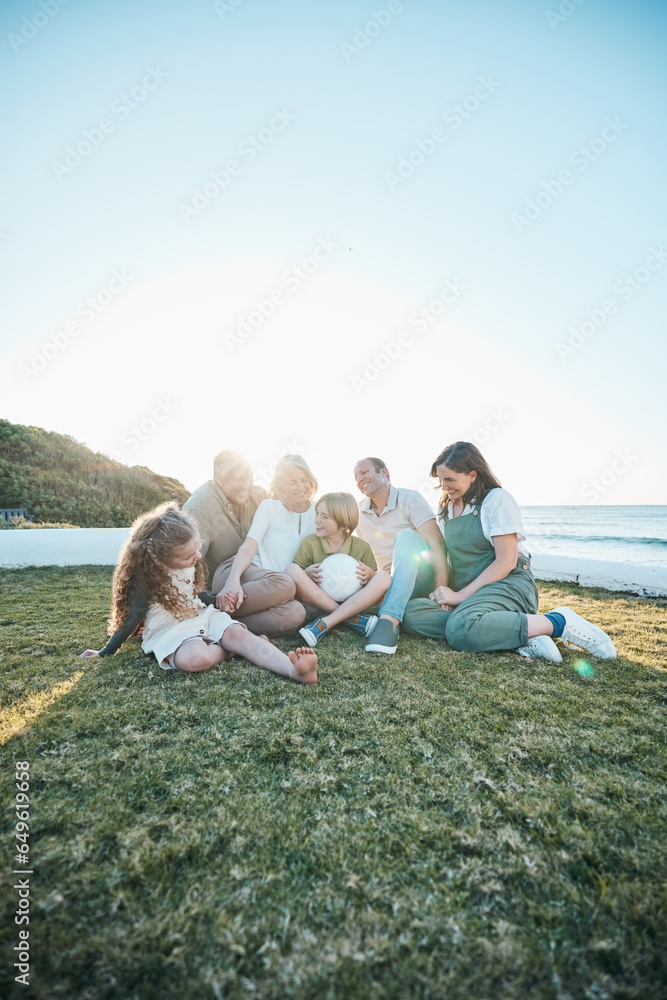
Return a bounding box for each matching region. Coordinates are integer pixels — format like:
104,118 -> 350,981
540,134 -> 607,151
574,658 -> 595,677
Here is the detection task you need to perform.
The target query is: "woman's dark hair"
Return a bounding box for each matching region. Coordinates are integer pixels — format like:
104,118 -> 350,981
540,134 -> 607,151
430,441 -> 502,520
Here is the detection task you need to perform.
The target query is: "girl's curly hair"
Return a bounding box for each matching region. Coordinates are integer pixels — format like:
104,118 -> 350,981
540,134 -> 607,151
108,502 -> 207,634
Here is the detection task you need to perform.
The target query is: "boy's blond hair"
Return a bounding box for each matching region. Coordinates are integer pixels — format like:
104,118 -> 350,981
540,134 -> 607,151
316,492 -> 359,536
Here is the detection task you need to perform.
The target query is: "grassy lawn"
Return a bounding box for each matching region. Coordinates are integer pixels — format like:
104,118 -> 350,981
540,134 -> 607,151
1,566 -> 666,1000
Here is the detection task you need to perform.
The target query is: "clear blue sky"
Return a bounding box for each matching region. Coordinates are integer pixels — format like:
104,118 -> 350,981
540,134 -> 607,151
2,0 -> 666,503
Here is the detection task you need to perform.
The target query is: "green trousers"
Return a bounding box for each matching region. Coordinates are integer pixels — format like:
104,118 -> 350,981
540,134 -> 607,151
402,570 -> 538,652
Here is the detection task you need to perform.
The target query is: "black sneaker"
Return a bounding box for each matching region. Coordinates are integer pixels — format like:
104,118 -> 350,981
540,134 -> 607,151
365,617 -> 400,654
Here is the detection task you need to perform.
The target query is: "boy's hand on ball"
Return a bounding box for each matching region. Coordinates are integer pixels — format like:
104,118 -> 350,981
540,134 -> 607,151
355,562 -> 374,585
304,563 -> 323,584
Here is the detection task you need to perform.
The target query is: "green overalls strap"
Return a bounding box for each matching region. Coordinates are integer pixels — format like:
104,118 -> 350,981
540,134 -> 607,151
402,501 -> 539,652
446,502 -> 532,590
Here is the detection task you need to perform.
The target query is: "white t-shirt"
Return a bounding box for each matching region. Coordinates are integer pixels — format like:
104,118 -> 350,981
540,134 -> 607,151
247,499 -> 317,571
441,488 -> 530,557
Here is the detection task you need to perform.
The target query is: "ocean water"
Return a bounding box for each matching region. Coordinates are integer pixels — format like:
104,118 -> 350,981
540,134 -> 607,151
520,506 -> 667,568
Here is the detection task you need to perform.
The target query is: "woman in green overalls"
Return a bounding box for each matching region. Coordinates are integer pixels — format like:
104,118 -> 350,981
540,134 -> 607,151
403,442 -> 616,661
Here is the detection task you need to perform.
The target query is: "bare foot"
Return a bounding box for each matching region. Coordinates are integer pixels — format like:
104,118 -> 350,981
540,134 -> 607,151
288,647 -> 318,684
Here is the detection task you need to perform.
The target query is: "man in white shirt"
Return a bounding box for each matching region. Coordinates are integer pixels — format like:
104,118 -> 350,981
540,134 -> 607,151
354,457 -> 448,653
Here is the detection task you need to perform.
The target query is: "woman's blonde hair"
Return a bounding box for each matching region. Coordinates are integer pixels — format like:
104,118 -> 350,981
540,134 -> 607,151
269,454 -> 318,505
316,492 -> 359,536
108,502 -> 206,634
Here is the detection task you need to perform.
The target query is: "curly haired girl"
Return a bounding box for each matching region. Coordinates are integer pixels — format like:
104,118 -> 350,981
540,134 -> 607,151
80,502 -> 318,682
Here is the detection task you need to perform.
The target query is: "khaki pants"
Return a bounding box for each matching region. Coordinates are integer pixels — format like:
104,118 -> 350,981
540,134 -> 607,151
212,559 -> 306,637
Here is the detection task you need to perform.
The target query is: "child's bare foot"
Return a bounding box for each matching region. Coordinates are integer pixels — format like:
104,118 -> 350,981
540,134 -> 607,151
288,647 -> 318,684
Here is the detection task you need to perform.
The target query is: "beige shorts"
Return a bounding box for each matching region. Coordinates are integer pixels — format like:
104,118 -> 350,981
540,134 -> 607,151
141,605 -> 244,670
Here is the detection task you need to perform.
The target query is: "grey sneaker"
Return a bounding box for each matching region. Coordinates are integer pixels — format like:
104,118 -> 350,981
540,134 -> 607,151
365,617 -> 400,654
551,606 -> 617,659
516,635 -> 563,662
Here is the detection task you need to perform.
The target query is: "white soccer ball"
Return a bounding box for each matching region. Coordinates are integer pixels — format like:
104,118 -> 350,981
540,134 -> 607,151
319,553 -> 363,602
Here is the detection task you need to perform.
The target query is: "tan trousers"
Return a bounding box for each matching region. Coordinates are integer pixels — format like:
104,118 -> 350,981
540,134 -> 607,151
211,559 -> 306,637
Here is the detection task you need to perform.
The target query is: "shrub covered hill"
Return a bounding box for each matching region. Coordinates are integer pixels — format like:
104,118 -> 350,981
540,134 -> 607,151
0,419 -> 189,527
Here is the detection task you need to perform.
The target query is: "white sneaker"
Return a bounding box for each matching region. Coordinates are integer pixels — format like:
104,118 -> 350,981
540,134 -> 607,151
516,635 -> 563,662
550,606 -> 617,659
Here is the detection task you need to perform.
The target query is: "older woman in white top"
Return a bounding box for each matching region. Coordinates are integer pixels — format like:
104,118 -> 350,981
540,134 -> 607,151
218,455 -> 317,616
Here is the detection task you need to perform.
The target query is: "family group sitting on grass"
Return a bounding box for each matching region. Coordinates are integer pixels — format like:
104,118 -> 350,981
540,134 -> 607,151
80,443 -> 617,684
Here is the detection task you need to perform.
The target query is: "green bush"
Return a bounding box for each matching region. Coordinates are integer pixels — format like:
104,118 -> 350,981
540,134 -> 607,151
0,419 -> 189,527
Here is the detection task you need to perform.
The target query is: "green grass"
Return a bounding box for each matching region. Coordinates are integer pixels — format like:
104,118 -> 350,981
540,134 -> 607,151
1,567 -> 666,1000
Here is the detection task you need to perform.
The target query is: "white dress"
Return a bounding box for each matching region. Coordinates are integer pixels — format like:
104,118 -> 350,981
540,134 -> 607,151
141,566 -> 237,669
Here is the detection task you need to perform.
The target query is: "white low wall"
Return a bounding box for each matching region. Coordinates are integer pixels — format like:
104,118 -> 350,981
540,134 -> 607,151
531,553 -> 667,598
0,528 -> 130,567
1,530 -> 665,597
